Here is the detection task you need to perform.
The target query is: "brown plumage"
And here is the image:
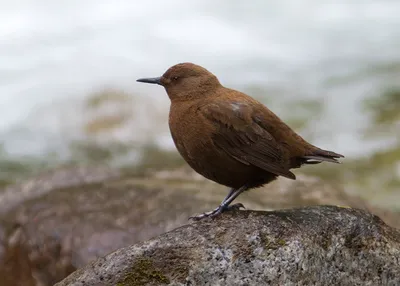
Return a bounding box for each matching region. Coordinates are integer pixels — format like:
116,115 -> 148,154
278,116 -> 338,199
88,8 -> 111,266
137,63 -> 344,219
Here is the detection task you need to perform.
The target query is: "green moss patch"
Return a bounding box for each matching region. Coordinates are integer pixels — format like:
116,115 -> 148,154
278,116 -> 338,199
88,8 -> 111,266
117,258 -> 169,286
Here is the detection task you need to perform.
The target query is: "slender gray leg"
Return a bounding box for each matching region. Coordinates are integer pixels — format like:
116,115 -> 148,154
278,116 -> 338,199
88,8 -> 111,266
189,187 -> 236,220
210,185 -> 248,216
190,184 -> 248,220
221,187 -> 235,204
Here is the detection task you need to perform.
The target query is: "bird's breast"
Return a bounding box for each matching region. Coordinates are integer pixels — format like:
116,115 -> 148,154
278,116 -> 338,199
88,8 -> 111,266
169,102 -> 213,161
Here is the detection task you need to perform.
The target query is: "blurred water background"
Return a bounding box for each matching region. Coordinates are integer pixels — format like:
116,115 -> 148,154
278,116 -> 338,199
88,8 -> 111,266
0,0 -> 399,207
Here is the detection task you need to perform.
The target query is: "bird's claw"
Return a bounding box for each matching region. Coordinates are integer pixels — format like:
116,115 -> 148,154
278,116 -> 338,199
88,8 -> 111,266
189,203 -> 245,221
228,203 -> 245,211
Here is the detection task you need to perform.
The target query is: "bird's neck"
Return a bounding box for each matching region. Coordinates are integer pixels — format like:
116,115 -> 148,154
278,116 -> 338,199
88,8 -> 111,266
169,84 -> 222,103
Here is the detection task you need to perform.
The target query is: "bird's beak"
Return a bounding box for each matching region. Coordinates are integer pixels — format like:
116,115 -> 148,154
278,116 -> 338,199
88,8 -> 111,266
136,77 -> 162,85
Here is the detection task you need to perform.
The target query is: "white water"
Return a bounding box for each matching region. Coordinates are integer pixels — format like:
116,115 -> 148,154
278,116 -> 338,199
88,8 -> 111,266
0,0 -> 399,159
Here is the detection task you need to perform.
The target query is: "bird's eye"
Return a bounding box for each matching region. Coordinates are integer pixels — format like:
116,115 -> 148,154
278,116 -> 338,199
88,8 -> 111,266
173,76 -> 179,81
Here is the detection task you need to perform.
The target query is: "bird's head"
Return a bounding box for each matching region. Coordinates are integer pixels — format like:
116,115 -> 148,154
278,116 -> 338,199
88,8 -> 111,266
137,63 -> 221,101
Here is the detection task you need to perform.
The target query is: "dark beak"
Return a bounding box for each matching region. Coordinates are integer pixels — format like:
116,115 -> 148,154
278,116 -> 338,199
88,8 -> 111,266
136,77 -> 162,85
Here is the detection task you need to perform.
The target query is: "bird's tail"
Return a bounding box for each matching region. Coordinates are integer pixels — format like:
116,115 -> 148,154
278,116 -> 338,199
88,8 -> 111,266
301,148 -> 344,165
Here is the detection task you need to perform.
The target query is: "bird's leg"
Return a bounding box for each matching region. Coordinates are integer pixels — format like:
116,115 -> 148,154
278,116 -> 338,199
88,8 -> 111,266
189,185 -> 248,220
221,187 -> 236,204
189,188 -> 241,220
219,185 -> 248,211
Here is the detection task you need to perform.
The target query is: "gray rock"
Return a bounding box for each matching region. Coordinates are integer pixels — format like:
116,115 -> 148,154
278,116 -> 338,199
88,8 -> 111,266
0,166 -> 120,215
1,166 -> 399,285
56,205 -> 400,286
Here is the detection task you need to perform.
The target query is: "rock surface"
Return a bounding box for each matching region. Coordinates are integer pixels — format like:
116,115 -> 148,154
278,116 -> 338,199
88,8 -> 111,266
56,205 -> 400,286
0,167 -> 399,285
0,166 -> 121,215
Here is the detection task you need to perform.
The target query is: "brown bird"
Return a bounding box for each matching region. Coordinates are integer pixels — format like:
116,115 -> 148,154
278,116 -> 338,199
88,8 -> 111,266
137,63 -> 344,220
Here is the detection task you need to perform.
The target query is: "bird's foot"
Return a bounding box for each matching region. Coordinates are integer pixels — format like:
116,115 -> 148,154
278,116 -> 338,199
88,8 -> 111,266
225,203 -> 245,211
189,203 -> 245,221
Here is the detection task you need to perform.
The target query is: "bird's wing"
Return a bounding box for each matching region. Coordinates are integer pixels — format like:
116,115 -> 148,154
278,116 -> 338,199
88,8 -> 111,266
199,100 -> 296,179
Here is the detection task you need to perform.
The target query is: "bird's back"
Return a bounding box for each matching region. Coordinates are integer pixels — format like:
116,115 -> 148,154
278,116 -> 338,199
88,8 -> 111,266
218,88 -> 317,158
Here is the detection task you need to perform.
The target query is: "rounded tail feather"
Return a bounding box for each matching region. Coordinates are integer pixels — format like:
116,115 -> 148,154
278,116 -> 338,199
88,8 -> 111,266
302,149 -> 344,164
